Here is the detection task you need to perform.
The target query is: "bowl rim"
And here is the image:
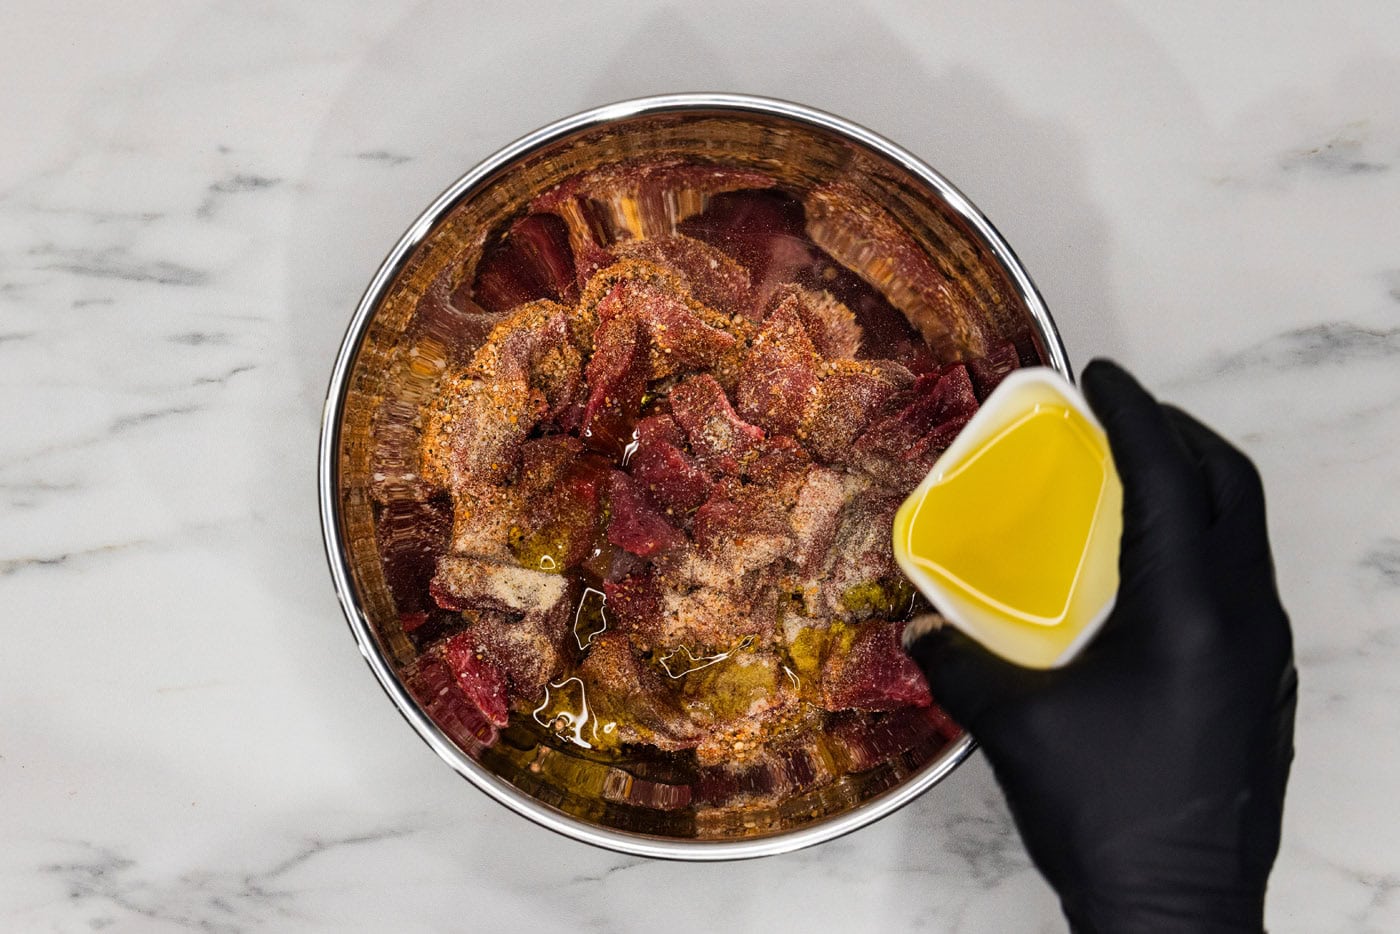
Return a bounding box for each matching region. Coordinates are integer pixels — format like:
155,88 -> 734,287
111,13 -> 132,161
318,92 -> 1069,860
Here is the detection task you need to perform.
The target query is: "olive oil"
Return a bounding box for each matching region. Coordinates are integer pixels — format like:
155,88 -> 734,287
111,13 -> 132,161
893,369 -> 1122,669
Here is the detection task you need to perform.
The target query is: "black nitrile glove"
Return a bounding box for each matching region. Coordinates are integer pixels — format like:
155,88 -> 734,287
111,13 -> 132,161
907,358 -> 1297,933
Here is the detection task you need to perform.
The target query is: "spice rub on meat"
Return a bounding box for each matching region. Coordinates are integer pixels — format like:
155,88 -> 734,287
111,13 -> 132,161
391,165 -> 1037,774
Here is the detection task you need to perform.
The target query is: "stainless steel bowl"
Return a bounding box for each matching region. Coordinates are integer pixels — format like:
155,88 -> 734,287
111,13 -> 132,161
319,93 -> 1067,859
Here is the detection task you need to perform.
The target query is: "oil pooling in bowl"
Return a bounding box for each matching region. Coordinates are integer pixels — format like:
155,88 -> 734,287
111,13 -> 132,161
893,368 -> 1123,669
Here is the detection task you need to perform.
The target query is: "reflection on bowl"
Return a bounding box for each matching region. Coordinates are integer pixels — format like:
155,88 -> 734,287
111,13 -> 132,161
320,94 -> 1067,859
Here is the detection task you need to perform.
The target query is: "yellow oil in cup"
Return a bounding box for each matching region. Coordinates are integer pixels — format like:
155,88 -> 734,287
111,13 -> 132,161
893,368 -> 1123,669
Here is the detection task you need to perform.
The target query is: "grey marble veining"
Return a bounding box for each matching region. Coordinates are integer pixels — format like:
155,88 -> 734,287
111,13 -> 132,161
2,2 -> 1398,932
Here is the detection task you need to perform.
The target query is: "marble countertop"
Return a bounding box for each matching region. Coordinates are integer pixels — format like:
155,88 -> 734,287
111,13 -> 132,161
3,2 -> 1397,931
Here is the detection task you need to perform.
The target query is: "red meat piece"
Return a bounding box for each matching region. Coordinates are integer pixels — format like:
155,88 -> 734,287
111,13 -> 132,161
612,234 -> 754,318
607,471 -> 684,557
597,276 -> 738,378
403,654 -> 499,752
802,368 -> 896,465
903,363 -> 979,433
816,494 -> 906,618
581,313 -> 649,456
635,413 -> 684,449
470,214 -> 578,313
630,422 -> 711,512
669,374 -> 764,473
425,377 -> 545,488
765,285 -> 862,359
604,573 -> 665,648
443,631 -> 511,727
467,300 -> 570,384
579,541 -> 645,584
519,436 -> 583,492
736,298 -> 820,435
463,600 -> 573,701
524,453 -> 610,569
474,301 -> 585,429
690,481 -> 793,572
429,556 -> 569,615
852,364 -> 978,484
742,435 -> 810,487
787,468 -> 851,574
423,300 -> 597,488
690,484 -> 745,552
966,340 -> 1021,401
800,293 -> 862,360
900,363 -> 980,467
680,189 -> 936,371
445,483 -> 523,562
821,621 -> 933,712
575,631 -> 702,751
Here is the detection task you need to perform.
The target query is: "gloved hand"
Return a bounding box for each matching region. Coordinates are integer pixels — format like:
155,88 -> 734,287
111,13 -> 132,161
907,358 -> 1297,933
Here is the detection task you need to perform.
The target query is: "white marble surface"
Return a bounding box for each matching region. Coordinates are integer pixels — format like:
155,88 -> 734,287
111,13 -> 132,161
2,2 -> 1397,931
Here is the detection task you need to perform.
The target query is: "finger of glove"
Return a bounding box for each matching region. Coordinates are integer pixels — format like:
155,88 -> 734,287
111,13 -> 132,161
906,626 -> 1051,730
1160,404 -> 1268,533
1161,403 -> 1293,650
1082,359 -> 1212,546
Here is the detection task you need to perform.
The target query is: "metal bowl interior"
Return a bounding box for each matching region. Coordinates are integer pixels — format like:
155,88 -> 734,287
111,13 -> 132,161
320,94 -> 1066,859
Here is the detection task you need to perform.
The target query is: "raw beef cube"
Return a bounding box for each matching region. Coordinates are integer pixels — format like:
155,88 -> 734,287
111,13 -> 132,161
612,234 -> 754,318
682,649 -> 786,733
461,599 -> 573,702
447,483 -> 524,561
801,366 -> 896,464
630,435 -> 714,514
607,471 -> 684,557
851,364 -> 978,484
736,298 -> 820,435
521,455 -> 609,570
604,573 -> 665,648
430,556 -> 568,615
420,375 -> 544,488
518,436 -> 583,491
581,313 -> 649,456
767,285 -> 862,359
599,275 -> 739,379
669,374 -> 764,473
902,363 -> 979,435
816,494 -> 905,618
443,631 -> 511,727
404,653 -> 500,752
690,480 -> 791,560
634,413 -> 685,449
820,621 -> 933,712
741,435 -> 810,487
787,468 -> 855,573
575,631 -> 702,751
